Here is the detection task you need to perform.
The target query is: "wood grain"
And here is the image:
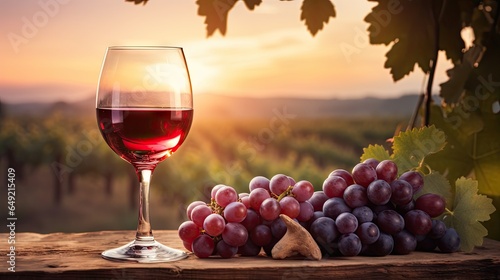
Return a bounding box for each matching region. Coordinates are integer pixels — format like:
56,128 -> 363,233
2,230 -> 499,279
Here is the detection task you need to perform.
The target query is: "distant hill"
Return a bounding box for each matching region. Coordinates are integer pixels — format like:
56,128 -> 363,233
3,94 -> 420,119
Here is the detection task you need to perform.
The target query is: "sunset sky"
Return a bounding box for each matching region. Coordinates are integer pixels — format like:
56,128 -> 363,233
0,0 -> 455,104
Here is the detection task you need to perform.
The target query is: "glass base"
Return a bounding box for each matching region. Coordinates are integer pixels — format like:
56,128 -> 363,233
101,239 -> 188,263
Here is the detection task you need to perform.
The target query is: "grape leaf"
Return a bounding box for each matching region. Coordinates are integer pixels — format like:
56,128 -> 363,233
300,0 -> 336,36
197,0 -> 237,37
125,0 -> 148,5
443,177 -> 496,252
360,144 -> 391,162
418,171 -> 453,207
243,0 -> 261,10
365,0 -> 465,81
391,126 -> 446,174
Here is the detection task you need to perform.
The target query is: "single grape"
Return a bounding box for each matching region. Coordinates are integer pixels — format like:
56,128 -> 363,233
250,224 -> 272,247
310,217 -> 339,247
322,175 -> 348,198
352,206 -> 373,223
437,228 -> 460,253
215,240 -> 238,258
428,219 -> 446,239
215,186 -> 238,208
270,217 -> 287,239
211,184 -> 226,199
260,197 -> 281,221
395,199 -> 415,215
191,205 -> 213,228
224,201 -> 248,223
329,169 -> 355,186
392,230 -> 416,255
238,239 -> 261,256
335,212 -> 359,234
222,223 -> 248,247
296,201 -> 314,222
269,174 -> 292,195
292,180 -> 314,202
182,240 -> 193,252
203,213 -> 226,237
279,196 -> 300,219
240,209 -> 260,232
367,179 -> 392,205
186,201 -> 206,221
376,210 -> 405,235
249,188 -> 271,211
404,209 -> 432,236
352,163 -> 377,187
356,222 -> 380,245
363,158 -> 380,169
178,221 -> 200,243
415,193 -> 446,218
399,171 -> 424,194
308,191 -> 329,211
365,232 -> 394,256
375,160 -> 398,183
343,184 -> 368,208
192,235 -> 215,258
240,195 -> 250,209
323,197 -> 351,220
305,211 -> 325,230
338,233 -> 362,256
263,237 -> 279,257
390,179 -> 413,206
249,176 -> 270,192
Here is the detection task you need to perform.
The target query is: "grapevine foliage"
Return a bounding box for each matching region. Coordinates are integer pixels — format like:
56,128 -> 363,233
361,126 -> 496,252
300,0 -> 336,36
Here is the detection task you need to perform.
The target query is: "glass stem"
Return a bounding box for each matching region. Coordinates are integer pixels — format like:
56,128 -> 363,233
136,169 -> 154,241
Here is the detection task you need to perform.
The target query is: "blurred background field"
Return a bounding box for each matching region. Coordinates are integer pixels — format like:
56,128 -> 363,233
0,95 -> 408,233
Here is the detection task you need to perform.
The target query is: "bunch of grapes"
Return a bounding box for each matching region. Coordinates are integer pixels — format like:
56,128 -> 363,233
178,159 -> 460,259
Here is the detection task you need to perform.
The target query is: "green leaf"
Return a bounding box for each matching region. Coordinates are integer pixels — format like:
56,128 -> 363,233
300,0 -> 335,36
443,177 -> 496,252
364,0 -> 465,81
196,0 -> 237,37
360,144 -> 391,162
391,126 -> 446,173
419,171 -> 453,207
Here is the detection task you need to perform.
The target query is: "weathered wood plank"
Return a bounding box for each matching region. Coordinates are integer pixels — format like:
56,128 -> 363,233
1,230 -> 499,279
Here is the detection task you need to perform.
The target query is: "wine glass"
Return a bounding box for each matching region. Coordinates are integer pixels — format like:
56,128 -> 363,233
95,46 -> 193,262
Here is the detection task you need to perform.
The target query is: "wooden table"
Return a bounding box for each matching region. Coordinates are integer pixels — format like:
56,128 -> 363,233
2,230 -> 500,279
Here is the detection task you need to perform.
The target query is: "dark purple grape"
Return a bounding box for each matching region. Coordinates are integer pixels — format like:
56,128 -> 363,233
363,158 -> 380,169
399,171 -> 424,194
415,193 -> 446,218
395,199 -> 415,215
365,232 -> 394,256
308,191 -> 329,211
416,236 -> 437,252
249,176 -> 270,192
335,212 -> 358,234
250,224 -> 272,247
222,223 -> 248,247
270,217 -> 287,240
338,233 -> 362,256
393,230 -> 416,255
343,184 -> 368,208
296,201 -> 314,222
428,219 -> 446,239
238,239 -> 261,256
375,160 -> 398,183
376,210 -> 405,235
437,228 -> 460,253
390,179 -> 413,206
310,217 -> 339,247
352,206 -> 373,223
323,197 -> 351,220
404,210 -> 432,236
367,179 -> 392,205
305,211 -> 325,230
328,169 -> 354,186
322,175 -> 348,198
352,163 -> 377,187
215,240 -> 238,258
240,209 -> 260,231
263,237 -> 279,257
356,222 -> 380,245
